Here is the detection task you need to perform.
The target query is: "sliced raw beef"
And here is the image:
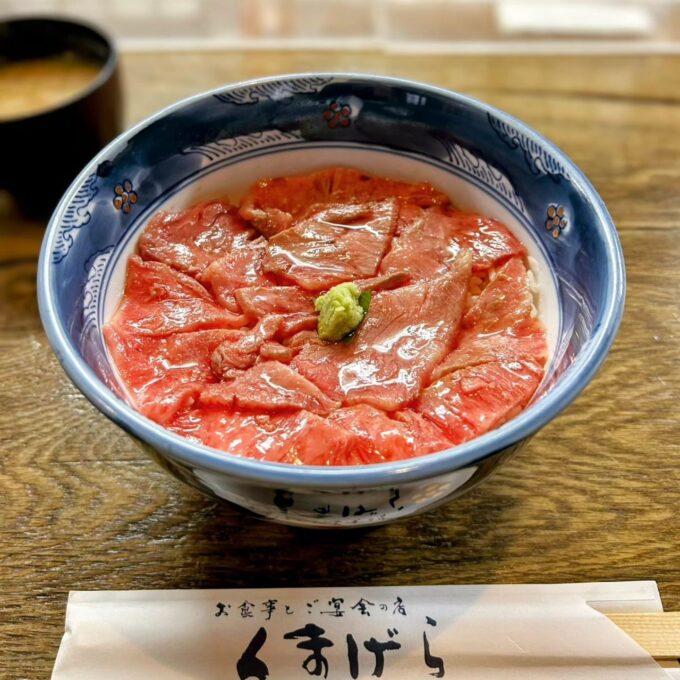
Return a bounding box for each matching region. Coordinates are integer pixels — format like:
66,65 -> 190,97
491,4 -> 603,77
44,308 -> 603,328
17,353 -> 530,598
329,405 -> 453,464
211,315 -> 280,377
462,256 -> 536,334
380,206 -> 462,281
431,331 -> 548,382
292,254 -> 472,410
394,409 -> 455,453
234,286 -> 314,318
417,358 -> 544,445
200,361 -> 340,415
263,200 -> 398,291
104,326 -> 239,424
198,237 -> 271,312
170,408 -> 358,465
355,270 -> 410,293
110,256 -> 247,335
211,313 -> 319,377
381,206 -> 526,281
448,210 -> 526,271
278,313 -> 318,337
239,167 -> 449,237
138,200 -> 254,275
105,167 -> 548,467
259,342 -> 295,363
284,330 -> 323,350
422,252 -> 547,437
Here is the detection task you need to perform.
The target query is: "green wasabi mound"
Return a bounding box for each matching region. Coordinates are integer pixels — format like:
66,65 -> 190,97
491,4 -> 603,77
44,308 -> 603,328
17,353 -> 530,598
314,282 -> 371,342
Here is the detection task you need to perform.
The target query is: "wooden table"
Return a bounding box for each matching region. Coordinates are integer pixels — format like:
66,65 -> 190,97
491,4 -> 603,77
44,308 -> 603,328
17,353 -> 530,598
1,51 -> 679,677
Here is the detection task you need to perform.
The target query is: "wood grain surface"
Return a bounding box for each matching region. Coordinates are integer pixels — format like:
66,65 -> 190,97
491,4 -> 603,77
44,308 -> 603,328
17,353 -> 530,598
1,51 -> 679,678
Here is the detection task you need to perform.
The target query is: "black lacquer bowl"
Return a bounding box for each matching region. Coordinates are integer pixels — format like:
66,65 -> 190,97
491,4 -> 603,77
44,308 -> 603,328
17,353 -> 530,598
0,17 -> 122,217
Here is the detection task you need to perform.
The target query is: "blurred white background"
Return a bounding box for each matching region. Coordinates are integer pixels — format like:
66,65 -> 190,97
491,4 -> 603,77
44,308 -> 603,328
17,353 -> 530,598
2,0 -> 680,52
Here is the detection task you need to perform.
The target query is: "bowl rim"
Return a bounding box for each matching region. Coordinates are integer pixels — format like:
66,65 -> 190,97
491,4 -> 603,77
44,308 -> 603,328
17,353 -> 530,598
38,72 -> 626,490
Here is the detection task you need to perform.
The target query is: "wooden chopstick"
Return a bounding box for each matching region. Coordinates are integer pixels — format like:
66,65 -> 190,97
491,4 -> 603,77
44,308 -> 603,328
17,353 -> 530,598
607,612 -> 680,664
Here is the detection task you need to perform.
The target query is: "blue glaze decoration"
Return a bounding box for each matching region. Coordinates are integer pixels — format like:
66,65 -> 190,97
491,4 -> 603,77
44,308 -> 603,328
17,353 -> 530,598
488,113 -> 572,183
213,75 -> 334,105
52,172 -> 98,263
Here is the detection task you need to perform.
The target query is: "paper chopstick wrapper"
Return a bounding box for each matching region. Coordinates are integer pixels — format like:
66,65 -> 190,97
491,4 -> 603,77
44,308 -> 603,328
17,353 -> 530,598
52,581 -> 673,679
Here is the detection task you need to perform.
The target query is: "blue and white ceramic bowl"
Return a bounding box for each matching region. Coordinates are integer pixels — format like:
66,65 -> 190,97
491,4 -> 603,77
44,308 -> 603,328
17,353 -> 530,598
38,74 -> 625,528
